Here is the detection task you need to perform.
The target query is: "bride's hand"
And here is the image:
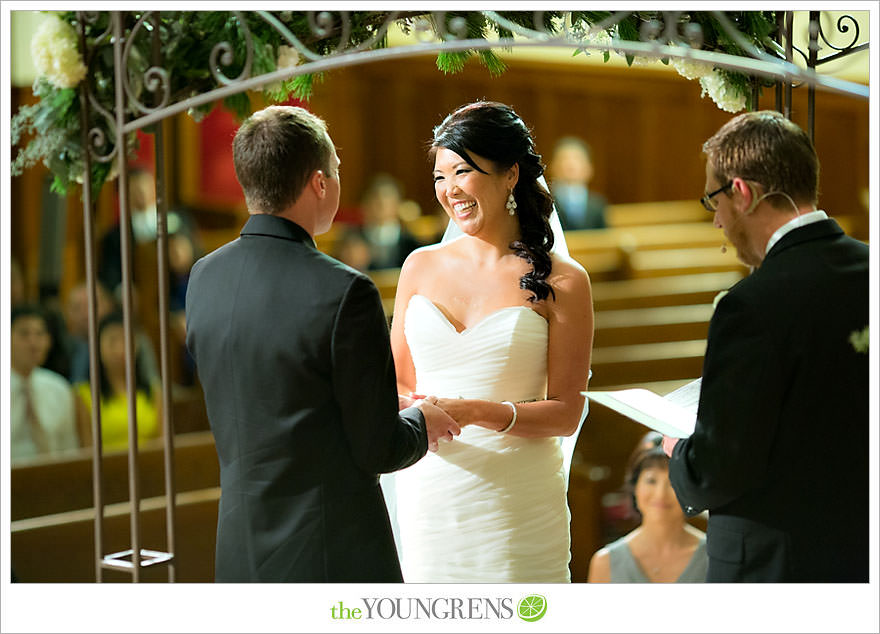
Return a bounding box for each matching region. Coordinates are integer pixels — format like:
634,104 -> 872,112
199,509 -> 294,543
434,398 -> 475,426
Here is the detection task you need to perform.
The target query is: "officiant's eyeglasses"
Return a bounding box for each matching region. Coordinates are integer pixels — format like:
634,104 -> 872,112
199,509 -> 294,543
700,181 -> 733,212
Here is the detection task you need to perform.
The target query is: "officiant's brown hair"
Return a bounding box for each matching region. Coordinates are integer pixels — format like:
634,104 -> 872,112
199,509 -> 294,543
702,110 -> 819,208
232,105 -> 334,215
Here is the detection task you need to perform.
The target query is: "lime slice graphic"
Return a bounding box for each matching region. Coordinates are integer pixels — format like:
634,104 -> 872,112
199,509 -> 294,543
517,594 -> 547,622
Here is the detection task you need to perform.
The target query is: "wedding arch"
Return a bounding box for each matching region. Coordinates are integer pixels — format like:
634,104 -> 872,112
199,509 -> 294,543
13,10 -> 868,582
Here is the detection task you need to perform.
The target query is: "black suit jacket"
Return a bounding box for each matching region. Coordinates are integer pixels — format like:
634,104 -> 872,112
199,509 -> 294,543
185,214 -> 427,582
669,218 -> 869,582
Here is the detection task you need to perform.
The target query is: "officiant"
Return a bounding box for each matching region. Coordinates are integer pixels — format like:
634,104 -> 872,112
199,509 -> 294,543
662,110 -> 868,582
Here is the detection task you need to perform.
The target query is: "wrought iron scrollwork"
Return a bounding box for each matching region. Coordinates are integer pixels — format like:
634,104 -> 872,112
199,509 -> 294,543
71,10 -> 866,138
813,13 -> 869,65
819,13 -> 861,52
78,11 -> 118,164
209,11 -> 254,86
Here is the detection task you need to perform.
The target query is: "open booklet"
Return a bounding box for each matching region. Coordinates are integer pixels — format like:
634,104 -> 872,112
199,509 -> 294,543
582,378 -> 702,438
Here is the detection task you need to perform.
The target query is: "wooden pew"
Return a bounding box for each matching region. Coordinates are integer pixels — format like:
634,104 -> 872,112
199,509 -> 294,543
594,303 -> 714,348
369,267 -> 401,302
627,246 -> 748,278
592,271 -> 744,311
565,221 -> 722,256
11,431 -> 220,582
605,200 -> 708,227
11,431 -> 219,521
589,339 -> 706,388
570,247 -> 630,282
11,487 -> 220,582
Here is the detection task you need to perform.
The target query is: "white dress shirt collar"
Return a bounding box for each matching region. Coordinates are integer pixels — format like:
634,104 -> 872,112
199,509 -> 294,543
765,210 -> 828,255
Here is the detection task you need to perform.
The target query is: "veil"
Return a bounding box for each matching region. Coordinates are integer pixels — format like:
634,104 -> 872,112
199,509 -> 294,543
440,175 -> 569,257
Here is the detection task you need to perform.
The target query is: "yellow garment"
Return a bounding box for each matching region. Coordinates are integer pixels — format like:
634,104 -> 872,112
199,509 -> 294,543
76,383 -> 160,450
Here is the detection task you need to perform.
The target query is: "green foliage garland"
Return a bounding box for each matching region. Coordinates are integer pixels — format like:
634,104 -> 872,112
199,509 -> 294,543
11,10 -> 779,197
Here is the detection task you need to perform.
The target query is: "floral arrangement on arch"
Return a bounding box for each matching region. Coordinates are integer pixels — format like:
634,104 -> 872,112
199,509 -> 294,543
11,10 -> 779,196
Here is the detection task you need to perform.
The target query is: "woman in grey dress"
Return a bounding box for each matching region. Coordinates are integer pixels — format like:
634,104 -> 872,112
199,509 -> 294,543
587,432 -> 707,583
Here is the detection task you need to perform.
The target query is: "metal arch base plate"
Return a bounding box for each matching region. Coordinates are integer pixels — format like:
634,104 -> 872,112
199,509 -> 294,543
101,548 -> 174,570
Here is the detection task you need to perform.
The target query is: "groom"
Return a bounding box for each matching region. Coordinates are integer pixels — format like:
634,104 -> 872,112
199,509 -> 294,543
185,105 -> 460,582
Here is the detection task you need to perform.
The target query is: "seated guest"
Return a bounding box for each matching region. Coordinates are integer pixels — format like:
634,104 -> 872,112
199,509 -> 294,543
360,173 -> 422,269
549,136 -> 607,230
10,305 -> 84,463
587,432 -> 707,582
64,280 -> 116,383
75,311 -> 161,451
332,224 -> 372,272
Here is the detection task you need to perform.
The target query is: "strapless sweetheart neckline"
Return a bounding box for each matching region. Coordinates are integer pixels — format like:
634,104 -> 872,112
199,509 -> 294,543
392,292 -> 569,581
408,294 -> 547,336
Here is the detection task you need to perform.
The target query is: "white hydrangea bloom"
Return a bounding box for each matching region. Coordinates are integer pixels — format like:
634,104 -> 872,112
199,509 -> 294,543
670,56 -> 714,80
277,45 -> 300,69
699,71 -> 747,113
587,28 -> 612,49
267,44 -> 301,94
31,14 -> 87,89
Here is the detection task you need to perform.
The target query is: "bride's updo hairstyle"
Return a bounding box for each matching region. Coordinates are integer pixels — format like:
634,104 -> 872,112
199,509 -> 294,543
431,101 -> 556,302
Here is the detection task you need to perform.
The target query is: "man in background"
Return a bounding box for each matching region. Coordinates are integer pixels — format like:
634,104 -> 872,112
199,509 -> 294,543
549,136 -> 607,230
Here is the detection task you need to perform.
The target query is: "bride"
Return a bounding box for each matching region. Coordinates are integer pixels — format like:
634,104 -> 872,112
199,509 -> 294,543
388,101 -> 594,582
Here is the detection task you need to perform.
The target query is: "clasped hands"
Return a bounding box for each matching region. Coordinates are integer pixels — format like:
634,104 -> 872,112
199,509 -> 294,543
398,393 -> 464,453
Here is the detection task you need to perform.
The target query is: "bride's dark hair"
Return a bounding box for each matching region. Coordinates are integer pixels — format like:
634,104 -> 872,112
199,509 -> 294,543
430,101 -> 556,302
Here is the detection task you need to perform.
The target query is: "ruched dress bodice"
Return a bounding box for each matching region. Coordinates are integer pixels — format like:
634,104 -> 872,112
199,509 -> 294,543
391,294 -> 571,582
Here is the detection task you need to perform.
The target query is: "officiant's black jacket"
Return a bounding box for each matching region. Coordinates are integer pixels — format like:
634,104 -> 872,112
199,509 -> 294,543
186,214 -> 427,582
669,218 -> 868,582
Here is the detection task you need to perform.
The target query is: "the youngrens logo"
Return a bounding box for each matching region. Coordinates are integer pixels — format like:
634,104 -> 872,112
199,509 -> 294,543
329,595 -> 548,622
516,595 -> 547,622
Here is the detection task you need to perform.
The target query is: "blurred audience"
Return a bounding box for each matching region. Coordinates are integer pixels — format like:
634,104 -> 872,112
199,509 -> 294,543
75,311 -> 162,452
98,166 -> 197,296
359,174 -> 422,270
549,136 -> 607,230
10,305 -> 86,463
168,230 -> 200,385
13,255 -> 72,378
587,432 -> 707,583
64,280 -> 116,384
333,225 -> 373,272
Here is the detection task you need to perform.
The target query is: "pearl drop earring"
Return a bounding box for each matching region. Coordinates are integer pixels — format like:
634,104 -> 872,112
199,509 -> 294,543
506,190 -> 517,215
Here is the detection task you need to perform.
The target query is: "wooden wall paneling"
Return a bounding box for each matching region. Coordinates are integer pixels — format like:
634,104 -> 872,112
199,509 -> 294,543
11,87 -> 46,302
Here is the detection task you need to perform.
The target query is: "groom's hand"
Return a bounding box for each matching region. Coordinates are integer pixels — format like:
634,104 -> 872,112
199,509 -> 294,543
416,397 -> 461,452
398,392 -> 428,411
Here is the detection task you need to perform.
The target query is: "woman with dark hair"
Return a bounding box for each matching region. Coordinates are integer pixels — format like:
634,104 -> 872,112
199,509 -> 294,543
75,311 -> 161,451
587,432 -> 707,583
388,101 -> 593,582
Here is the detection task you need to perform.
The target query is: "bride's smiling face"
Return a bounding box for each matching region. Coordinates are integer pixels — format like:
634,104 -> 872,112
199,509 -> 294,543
433,147 -> 517,236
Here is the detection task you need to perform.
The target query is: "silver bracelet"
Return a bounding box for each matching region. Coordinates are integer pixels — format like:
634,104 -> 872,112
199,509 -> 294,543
500,401 -> 517,433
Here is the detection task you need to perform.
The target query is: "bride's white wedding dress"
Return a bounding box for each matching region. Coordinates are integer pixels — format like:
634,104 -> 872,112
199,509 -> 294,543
392,294 -> 571,582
